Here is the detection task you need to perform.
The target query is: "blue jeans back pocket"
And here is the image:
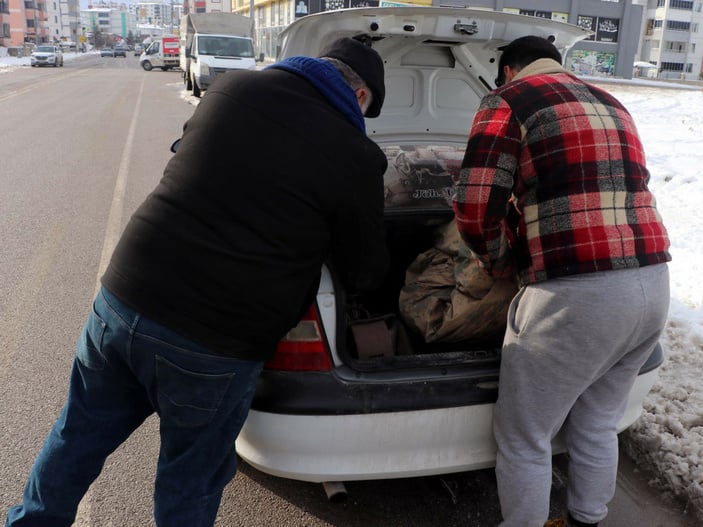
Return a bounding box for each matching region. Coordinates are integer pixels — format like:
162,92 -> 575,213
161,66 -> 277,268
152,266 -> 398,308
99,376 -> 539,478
76,306 -> 108,371
155,356 -> 235,428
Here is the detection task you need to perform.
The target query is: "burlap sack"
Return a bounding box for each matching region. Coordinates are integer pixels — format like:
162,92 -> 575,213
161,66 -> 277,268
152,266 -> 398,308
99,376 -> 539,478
399,221 -> 518,344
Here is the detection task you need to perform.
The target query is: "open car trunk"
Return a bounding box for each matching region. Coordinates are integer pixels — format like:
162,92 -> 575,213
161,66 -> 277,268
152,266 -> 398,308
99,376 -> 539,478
338,144 -> 511,370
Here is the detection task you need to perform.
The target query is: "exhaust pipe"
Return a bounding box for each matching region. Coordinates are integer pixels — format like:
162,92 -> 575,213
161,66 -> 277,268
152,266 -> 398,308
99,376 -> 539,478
322,481 -> 348,503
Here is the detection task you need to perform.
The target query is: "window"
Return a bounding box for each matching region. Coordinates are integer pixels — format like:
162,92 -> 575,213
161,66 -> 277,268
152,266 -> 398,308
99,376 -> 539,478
2,23 -> 10,37
693,23 -> 699,32
666,20 -> 691,30
660,61 -> 684,70
670,0 -> 693,9
657,0 -> 666,6
665,40 -> 687,51
653,19 -> 663,28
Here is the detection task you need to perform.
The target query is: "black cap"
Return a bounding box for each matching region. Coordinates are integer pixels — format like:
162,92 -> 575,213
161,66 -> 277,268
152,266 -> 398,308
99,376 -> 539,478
320,37 -> 385,118
495,36 -> 562,87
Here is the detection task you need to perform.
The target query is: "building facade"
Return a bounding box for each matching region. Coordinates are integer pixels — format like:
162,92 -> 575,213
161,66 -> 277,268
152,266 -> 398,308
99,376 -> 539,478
230,0 -> 650,80
6,0 -> 51,46
46,0 -> 80,46
639,0 -> 703,79
129,2 -> 184,33
80,6 -> 138,42
1,0 -> 10,47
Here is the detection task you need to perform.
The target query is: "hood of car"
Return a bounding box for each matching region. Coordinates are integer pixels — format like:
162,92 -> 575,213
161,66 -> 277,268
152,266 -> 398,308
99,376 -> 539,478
278,7 -> 592,213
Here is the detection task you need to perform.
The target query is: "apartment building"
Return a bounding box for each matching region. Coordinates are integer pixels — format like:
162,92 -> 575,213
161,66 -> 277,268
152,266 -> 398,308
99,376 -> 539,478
46,0 -> 80,45
80,5 -> 138,41
639,0 -> 703,79
1,0 -> 10,47
1,0 -> 79,48
129,2 -> 185,32
5,0 -> 51,46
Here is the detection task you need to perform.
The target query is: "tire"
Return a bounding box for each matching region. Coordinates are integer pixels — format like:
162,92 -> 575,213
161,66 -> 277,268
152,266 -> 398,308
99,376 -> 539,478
192,77 -> 201,98
162,66 -> 170,71
141,60 -> 153,71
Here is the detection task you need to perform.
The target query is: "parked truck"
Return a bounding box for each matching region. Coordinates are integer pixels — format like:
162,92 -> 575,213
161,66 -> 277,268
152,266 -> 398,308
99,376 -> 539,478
140,35 -> 180,71
179,13 -> 262,97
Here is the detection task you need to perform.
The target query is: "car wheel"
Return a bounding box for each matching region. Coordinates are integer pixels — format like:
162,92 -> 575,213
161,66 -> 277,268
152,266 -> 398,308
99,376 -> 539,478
141,60 -> 153,71
192,77 -> 201,98
161,66 -> 170,71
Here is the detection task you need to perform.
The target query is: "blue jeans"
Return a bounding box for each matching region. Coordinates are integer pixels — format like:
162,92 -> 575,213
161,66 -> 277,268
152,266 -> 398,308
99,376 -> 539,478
6,286 -> 264,527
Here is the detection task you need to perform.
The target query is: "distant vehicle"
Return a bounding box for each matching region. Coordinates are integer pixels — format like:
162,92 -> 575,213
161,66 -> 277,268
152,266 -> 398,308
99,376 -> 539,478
30,45 -> 63,67
133,44 -> 143,56
101,47 -> 114,57
179,13 -> 263,97
113,45 -> 127,58
140,36 -> 179,71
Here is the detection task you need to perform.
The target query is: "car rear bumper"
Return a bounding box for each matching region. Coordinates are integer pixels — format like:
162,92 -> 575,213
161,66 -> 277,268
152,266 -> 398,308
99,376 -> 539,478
236,367 -> 660,482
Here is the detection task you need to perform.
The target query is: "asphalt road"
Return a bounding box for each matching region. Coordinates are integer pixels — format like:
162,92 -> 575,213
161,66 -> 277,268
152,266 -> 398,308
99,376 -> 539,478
0,54 -> 699,527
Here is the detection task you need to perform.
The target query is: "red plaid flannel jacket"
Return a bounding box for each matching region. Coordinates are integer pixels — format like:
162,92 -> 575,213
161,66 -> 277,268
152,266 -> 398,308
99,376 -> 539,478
453,59 -> 671,286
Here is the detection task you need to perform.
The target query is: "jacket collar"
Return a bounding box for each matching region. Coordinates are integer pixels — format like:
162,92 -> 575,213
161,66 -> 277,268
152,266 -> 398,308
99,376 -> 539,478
512,58 -> 576,82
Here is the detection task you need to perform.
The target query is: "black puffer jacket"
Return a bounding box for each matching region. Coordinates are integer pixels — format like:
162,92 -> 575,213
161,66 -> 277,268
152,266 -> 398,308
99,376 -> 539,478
101,68 -> 389,360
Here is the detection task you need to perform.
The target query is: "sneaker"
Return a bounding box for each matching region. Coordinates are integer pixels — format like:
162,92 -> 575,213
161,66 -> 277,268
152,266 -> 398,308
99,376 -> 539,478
544,515 -> 598,527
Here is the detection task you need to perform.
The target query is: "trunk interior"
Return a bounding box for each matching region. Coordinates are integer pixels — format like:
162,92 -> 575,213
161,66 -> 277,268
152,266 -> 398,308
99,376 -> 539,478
341,211 -> 506,370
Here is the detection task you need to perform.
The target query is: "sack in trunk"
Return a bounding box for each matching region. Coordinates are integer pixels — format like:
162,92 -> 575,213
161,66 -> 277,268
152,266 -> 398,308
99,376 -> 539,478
399,221 -> 518,343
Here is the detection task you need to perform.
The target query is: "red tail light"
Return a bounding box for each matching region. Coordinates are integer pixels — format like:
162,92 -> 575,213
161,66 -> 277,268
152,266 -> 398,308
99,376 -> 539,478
265,304 -> 332,372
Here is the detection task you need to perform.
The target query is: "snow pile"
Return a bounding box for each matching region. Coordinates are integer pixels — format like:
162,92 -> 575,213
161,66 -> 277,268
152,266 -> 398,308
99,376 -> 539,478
606,84 -> 703,517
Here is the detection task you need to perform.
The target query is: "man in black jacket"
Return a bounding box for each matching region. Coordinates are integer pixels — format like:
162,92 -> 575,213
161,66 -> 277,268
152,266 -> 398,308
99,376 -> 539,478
6,37 -> 388,527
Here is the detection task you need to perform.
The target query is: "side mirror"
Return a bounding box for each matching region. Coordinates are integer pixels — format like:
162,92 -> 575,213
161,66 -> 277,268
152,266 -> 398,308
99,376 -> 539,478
257,52 -> 265,63
185,48 -> 191,58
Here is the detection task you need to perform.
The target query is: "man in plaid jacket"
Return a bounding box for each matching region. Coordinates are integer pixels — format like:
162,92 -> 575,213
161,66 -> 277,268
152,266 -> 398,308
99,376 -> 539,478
453,36 -> 671,527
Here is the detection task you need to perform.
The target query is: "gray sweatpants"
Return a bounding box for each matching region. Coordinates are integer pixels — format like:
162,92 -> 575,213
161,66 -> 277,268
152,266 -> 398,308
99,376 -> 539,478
494,264 -> 669,527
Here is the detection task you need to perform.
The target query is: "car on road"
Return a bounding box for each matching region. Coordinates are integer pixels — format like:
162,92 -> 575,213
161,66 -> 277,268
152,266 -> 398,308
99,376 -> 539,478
114,45 -> 127,58
134,44 -> 143,56
233,7 -> 665,493
30,45 -> 63,67
100,47 -> 114,57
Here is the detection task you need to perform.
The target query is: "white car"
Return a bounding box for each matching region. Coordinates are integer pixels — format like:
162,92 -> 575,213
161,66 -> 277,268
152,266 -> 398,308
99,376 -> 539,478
30,45 -> 64,67
234,6 -> 663,491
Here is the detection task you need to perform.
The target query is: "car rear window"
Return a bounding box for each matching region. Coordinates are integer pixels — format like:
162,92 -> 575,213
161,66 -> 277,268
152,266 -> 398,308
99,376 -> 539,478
381,145 -> 465,212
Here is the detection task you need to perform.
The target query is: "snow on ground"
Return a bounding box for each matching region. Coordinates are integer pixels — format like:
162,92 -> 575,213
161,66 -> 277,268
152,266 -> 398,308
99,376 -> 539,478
597,81 -> 703,517
2,49 -> 703,516
0,50 -> 87,72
